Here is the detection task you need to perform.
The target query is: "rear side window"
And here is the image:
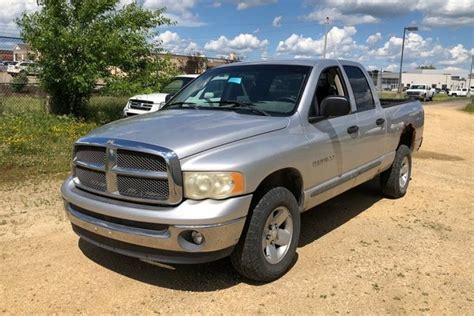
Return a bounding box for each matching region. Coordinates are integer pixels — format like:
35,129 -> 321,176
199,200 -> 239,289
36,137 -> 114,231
343,66 -> 375,111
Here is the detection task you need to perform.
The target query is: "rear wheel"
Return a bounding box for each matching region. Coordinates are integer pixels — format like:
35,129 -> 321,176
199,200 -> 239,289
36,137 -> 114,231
380,145 -> 412,198
231,187 -> 300,282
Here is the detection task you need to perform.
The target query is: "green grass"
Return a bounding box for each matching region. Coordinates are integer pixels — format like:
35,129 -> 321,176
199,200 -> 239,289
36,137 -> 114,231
0,95 -> 127,183
463,98 -> 474,113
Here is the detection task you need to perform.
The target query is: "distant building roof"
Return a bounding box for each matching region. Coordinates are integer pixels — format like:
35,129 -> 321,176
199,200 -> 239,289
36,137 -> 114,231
14,43 -> 31,51
404,68 -> 469,77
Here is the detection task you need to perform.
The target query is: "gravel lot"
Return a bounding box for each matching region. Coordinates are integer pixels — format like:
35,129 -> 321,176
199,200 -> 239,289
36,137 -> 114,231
0,100 -> 472,314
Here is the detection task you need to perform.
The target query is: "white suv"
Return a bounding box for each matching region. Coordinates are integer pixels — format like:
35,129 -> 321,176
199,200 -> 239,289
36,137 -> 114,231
7,61 -> 38,76
123,74 -> 199,117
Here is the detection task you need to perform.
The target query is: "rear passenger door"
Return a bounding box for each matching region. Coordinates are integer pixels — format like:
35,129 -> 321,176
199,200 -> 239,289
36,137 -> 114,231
342,64 -> 387,170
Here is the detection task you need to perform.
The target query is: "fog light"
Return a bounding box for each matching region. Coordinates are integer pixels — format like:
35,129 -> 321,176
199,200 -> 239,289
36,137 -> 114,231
191,231 -> 204,245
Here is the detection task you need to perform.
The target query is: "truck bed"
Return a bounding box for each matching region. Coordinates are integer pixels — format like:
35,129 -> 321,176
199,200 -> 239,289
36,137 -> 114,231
380,98 -> 416,109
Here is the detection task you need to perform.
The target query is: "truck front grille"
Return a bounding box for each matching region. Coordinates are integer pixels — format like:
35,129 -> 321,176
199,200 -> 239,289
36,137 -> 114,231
117,175 -> 169,200
75,166 -> 107,192
75,145 -> 106,166
129,99 -> 153,111
117,149 -> 166,172
72,138 -> 182,205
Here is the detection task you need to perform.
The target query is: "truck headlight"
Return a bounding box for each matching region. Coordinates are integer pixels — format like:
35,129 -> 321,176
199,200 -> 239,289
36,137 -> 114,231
183,172 -> 245,200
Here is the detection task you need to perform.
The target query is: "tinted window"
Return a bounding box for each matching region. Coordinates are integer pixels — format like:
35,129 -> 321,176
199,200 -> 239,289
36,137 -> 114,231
310,67 -> 348,117
161,77 -> 194,94
163,65 -> 311,116
343,66 -> 375,111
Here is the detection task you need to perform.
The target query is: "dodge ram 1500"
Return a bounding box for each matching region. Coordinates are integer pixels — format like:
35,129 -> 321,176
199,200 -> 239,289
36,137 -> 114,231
62,59 -> 424,281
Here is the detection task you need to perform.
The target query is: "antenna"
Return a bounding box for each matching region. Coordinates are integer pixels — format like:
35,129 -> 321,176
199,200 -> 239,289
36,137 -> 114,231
322,17 -> 329,59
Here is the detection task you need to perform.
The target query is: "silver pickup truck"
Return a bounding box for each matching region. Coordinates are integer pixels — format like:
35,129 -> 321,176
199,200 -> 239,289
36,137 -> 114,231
62,59 -> 424,281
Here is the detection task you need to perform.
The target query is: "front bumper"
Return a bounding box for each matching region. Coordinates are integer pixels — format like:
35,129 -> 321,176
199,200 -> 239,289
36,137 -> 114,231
61,177 -> 252,264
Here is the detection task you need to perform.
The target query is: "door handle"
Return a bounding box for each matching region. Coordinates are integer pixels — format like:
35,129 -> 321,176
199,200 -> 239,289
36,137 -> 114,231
376,118 -> 385,126
347,125 -> 359,134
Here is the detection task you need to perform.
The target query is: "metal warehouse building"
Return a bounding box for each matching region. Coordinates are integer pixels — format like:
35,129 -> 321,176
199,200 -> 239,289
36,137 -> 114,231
371,69 -> 472,91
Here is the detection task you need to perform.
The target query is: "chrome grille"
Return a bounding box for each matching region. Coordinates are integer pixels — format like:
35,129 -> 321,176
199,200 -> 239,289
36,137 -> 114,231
129,99 -> 153,111
117,149 -> 166,172
75,166 -> 107,192
71,138 -> 182,205
117,175 -> 169,200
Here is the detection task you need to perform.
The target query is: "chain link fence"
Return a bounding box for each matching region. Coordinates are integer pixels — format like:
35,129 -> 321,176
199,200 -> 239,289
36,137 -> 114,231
0,35 -> 47,113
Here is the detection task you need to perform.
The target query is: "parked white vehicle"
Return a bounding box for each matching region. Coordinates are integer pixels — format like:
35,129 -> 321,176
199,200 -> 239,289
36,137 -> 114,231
448,88 -> 469,97
406,84 -> 435,101
7,61 -> 38,76
123,74 -> 199,117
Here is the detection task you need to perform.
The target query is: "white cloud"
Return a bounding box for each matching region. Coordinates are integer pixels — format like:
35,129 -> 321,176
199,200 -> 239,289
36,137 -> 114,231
366,32 -> 382,45
304,0 -> 474,27
366,32 -> 474,69
276,26 -> 358,58
143,0 -> 205,27
0,0 -> 37,36
234,0 -> 277,10
385,64 -> 399,72
272,16 -> 282,28
155,31 -> 198,54
204,33 -> 269,54
440,44 -> 472,66
303,7 -> 379,25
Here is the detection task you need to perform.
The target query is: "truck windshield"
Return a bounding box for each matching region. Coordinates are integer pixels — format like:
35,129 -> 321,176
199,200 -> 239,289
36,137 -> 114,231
163,65 -> 312,116
410,85 -> 426,89
162,77 -> 195,94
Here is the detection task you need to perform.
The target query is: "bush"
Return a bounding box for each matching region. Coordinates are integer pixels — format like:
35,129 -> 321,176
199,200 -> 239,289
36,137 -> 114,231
10,73 -> 29,93
84,96 -> 129,124
464,98 -> 474,113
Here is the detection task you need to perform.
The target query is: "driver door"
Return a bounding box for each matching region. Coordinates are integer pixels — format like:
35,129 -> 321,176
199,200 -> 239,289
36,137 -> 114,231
304,66 -> 360,205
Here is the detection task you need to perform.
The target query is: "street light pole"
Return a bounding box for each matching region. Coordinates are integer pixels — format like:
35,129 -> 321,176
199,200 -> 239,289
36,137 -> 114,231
398,26 -> 418,94
468,55 -> 473,96
322,17 -> 329,59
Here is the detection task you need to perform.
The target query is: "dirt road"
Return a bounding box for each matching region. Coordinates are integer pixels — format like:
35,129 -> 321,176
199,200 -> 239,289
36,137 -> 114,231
1,101 -> 472,314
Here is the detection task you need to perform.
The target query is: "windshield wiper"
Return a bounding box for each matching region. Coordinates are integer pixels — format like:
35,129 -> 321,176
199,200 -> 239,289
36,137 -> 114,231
216,100 -> 270,116
166,102 -> 200,109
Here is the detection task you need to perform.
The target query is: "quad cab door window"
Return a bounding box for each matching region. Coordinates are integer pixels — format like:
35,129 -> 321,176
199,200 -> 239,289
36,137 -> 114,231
309,67 -> 348,118
343,65 -> 375,112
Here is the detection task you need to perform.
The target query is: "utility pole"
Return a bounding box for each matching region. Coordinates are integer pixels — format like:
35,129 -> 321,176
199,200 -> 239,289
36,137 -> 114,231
398,26 -> 418,95
322,17 -> 329,59
468,55 -> 473,96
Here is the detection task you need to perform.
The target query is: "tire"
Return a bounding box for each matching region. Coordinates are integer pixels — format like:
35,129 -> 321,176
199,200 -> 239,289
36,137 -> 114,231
231,187 -> 301,282
380,145 -> 412,198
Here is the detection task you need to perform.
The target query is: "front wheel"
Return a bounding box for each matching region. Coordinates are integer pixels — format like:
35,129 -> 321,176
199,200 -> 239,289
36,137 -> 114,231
380,145 -> 412,198
231,187 -> 300,282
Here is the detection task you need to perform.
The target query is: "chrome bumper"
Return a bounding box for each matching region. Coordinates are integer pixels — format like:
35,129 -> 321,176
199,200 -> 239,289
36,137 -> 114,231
62,177 -> 251,263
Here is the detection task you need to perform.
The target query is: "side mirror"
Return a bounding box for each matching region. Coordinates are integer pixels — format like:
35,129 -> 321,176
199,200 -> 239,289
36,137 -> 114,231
165,93 -> 175,102
320,96 -> 351,117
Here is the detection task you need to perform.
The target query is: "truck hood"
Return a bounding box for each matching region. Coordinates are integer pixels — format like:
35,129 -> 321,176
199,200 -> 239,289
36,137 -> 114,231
84,109 -> 290,158
129,93 -> 168,103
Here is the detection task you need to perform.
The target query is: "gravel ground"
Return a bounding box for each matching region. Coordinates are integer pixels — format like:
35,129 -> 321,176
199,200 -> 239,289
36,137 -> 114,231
0,100 -> 473,314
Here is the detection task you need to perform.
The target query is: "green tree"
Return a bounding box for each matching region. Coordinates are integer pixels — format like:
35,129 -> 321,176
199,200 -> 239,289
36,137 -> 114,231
416,64 -> 436,70
18,0 -> 174,116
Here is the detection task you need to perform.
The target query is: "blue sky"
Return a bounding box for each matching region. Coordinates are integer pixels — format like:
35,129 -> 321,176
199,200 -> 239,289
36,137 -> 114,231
1,0 -> 473,72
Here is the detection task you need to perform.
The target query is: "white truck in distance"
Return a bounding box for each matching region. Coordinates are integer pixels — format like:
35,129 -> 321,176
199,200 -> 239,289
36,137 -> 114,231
448,88 -> 470,97
406,84 -> 435,101
123,74 -> 198,117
